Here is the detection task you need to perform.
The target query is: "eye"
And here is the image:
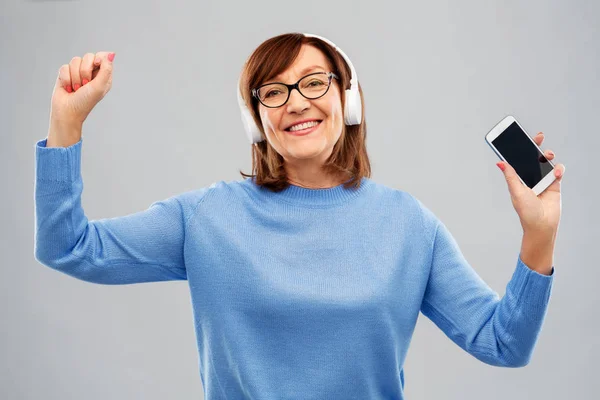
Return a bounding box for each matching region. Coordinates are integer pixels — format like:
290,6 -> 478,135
265,90 -> 281,98
307,80 -> 324,87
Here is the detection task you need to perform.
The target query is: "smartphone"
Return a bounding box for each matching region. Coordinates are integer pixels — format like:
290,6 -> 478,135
484,115 -> 556,196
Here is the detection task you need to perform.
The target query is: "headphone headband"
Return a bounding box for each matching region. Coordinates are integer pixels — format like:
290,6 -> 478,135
237,33 -> 362,145
303,33 -> 358,88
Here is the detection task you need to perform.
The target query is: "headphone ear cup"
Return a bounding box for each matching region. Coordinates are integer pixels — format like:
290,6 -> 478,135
237,74 -> 265,144
344,88 -> 362,125
240,104 -> 264,144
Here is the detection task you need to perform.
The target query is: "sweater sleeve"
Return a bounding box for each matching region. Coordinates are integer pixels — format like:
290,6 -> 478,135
419,214 -> 555,368
34,137 -> 188,285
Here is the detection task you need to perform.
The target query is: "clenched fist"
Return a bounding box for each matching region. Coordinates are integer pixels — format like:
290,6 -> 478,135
51,51 -> 115,125
46,51 -> 115,147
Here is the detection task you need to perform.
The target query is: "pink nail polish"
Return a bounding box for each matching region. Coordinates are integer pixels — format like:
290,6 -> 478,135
66,85 -> 72,93
73,83 -> 80,91
108,52 -> 115,62
82,79 -> 89,85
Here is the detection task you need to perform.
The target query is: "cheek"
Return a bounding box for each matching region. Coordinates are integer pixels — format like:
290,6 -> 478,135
259,109 -> 284,150
260,109 -> 276,132
328,99 -> 344,134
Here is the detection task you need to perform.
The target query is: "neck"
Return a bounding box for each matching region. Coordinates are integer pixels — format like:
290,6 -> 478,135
286,171 -> 350,189
284,157 -> 351,189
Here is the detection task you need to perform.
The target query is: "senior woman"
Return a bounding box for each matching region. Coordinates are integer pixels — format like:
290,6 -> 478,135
34,32 -> 564,399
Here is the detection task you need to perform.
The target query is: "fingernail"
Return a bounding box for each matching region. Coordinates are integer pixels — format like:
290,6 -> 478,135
73,83 -> 80,91
66,85 -> 72,93
82,79 -> 89,85
549,151 -> 555,156
108,52 -> 115,62
557,169 -> 562,177
496,162 -> 506,171
94,57 -> 101,65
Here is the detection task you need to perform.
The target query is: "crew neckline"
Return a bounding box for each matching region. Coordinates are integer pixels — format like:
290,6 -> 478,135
243,176 -> 373,208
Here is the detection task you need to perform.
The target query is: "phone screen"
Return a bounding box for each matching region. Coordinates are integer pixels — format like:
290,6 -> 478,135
491,121 -> 553,189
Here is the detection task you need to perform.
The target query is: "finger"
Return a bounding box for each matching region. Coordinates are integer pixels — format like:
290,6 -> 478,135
533,131 -> 544,146
69,56 -> 83,91
80,52 -> 95,87
545,164 -> 565,193
57,64 -> 72,93
554,163 -> 565,179
545,149 -> 555,160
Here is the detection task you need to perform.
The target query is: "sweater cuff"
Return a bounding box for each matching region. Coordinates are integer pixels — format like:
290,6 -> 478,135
507,253 -> 555,315
35,137 -> 83,182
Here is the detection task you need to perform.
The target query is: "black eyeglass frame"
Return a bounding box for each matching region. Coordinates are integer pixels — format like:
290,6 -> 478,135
251,72 -> 339,108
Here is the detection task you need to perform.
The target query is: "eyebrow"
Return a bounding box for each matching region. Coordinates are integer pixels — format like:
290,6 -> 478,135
269,65 -> 327,84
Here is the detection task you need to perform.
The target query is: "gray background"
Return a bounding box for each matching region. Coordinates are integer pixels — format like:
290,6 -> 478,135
2,0 -> 598,399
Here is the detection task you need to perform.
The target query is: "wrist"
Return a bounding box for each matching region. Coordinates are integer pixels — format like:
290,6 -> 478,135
522,227 -> 557,243
520,231 -> 556,275
47,120 -> 82,148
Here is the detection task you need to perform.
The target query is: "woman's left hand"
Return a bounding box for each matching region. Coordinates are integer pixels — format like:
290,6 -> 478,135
497,131 -> 565,236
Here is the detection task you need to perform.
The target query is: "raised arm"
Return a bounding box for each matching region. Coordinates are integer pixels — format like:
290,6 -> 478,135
34,137 -> 193,284
418,203 -> 555,368
35,51 -> 195,285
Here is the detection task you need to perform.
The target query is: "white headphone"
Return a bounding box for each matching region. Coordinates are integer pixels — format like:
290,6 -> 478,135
236,33 -> 362,145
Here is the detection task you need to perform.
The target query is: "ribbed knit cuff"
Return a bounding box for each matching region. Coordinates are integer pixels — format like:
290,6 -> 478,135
35,137 -> 83,182
507,253 -> 555,315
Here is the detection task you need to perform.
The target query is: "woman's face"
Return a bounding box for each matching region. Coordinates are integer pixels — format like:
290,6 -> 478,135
257,44 -> 344,167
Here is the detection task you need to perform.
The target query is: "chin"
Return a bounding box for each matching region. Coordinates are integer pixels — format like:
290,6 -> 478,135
286,143 -> 333,160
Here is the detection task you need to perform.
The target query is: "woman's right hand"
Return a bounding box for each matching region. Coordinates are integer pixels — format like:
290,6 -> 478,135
47,51 -> 115,146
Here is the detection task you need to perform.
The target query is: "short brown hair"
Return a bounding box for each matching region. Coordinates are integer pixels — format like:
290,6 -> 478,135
238,32 -> 371,192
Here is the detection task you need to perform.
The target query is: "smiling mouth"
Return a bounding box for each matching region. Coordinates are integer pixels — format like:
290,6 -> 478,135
284,120 -> 323,132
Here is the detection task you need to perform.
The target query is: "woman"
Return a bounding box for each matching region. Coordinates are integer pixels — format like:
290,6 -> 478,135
35,32 -> 564,399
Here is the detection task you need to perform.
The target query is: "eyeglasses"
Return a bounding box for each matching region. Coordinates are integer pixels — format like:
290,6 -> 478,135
252,72 -> 339,108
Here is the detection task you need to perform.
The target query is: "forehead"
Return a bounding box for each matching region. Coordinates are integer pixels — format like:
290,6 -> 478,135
272,44 -> 332,82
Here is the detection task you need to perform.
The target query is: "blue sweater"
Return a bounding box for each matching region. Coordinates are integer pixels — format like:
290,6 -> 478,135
34,137 -> 554,399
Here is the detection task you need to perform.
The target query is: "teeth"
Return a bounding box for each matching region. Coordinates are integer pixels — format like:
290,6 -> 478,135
288,120 -> 319,132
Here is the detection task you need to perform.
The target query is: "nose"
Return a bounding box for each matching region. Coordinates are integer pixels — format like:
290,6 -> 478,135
286,88 -> 310,114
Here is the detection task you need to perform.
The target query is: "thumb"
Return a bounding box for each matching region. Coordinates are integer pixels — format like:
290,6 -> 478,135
497,161 -> 527,197
88,52 -> 115,95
